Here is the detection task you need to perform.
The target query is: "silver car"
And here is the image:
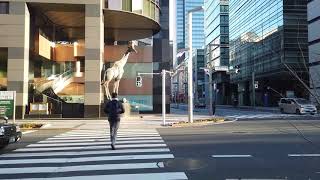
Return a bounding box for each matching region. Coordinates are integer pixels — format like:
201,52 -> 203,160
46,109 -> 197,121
279,98 -> 317,115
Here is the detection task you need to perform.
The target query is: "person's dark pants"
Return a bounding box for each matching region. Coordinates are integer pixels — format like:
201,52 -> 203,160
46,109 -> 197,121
108,118 -> 120,145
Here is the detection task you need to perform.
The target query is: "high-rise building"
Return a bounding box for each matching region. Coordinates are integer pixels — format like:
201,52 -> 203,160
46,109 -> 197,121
176,0 -> 204,51
204,0 -> 230,105
308,0 -> 320,104
185,0 -> 205,49
176,0 -> 186,50
229,0 -> 309,106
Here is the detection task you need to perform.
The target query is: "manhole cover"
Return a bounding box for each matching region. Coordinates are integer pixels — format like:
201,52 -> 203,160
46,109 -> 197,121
164,158 -> 208,171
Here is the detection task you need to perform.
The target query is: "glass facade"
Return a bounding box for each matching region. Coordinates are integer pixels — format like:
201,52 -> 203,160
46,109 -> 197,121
229,0 -> 284,81
205,0 -> 229,68
229,0 -> 309,106
176,0 -> 185,49
176,0 -> 204,50
185,0 -> 205,49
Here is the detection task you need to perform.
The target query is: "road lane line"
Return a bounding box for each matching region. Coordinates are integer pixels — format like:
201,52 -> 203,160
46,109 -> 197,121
29,140 -> 165,147
212,155 -> 253,158
0,162 -> 165,174
14,143 -> 167,152
22,172 -> 188,180
288,154 -> 320,157
0,148 -> 171,158
0,154 -> 174,165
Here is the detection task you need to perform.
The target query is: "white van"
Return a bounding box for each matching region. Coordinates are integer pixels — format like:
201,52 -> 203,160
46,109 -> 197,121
278,98 -> 317,115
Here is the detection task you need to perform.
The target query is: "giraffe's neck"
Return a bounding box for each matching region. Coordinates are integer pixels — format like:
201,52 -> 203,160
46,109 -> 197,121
117,52 -> 130,68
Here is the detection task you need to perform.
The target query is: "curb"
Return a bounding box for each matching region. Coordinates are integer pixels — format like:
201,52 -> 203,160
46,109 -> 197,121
165,117 -> 237,128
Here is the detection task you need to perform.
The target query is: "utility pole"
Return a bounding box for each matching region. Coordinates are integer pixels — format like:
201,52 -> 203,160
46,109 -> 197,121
208,48 -> 213,116
162,69 -> 166,125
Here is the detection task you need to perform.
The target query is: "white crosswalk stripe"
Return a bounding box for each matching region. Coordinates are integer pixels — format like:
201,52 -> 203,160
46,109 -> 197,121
225,114 -> 306,119
0,128 -> 188,180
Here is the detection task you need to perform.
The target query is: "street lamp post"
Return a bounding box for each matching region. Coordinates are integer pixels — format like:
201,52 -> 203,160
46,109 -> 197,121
188,6 -> 203,123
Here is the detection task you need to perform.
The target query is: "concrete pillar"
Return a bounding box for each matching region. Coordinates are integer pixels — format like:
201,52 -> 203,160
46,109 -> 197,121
84,1 -> 104,118
6,2 -> 30,119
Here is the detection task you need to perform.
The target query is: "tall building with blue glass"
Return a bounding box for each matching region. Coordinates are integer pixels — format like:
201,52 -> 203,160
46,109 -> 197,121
204,0 -> 230,105
229,0 -> 309,106
176,0 -> 204,50
176,0 -> 186,50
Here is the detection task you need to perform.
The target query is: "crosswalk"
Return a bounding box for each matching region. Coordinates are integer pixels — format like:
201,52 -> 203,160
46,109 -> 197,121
225,113 -> 312,120
0,127 -> 188,179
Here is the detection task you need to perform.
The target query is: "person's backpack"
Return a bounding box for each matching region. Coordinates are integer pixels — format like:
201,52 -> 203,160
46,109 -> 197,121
110,101 -> 119,116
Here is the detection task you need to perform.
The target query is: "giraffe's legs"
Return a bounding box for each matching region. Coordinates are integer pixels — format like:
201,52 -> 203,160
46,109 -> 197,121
104,81 -> 111,100
113,80 -> 120,94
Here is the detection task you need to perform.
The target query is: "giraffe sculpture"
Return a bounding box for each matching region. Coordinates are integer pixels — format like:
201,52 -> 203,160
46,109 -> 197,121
102,41 -> 137,100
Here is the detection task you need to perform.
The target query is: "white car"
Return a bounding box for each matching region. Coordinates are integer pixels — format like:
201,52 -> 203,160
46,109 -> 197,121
279,98 -> 317,115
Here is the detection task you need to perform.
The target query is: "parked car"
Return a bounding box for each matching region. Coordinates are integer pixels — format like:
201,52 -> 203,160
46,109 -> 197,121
279,98 -> 317,115
0,116 -> 22,148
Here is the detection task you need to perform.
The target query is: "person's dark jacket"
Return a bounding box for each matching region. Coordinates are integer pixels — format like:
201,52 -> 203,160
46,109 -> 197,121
104,99 -> 125,120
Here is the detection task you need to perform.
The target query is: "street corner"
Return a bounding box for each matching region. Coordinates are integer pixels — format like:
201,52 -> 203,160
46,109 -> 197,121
166,116 -> 231,128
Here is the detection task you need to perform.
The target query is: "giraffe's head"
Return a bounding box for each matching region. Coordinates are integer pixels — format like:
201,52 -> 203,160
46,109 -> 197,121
128,41 -> 138,53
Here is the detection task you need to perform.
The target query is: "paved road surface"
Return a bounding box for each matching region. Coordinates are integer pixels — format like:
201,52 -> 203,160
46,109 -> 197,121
159,119 -> 320,180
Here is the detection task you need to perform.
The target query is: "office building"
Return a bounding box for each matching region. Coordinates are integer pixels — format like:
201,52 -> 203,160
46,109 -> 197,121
204,0 -> 230,105
229,0 -> 309,106
308,0 -> 320,104
0,0 -> 170,118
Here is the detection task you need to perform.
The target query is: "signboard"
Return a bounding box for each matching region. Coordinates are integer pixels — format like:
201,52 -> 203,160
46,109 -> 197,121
214,66 -> 229,72
0,91 -> 15,119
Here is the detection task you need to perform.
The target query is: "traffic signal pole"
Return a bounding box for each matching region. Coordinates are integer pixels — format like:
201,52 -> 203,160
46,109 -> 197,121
138,70 -> 171,126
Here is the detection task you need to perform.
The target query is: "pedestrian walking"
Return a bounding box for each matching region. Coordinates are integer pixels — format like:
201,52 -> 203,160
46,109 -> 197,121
104,92 -> 125,150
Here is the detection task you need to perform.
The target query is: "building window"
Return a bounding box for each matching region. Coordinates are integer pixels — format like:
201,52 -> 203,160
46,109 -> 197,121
220,5 -> 228,12
122,0 -> 132,11
0,2 -> 9,14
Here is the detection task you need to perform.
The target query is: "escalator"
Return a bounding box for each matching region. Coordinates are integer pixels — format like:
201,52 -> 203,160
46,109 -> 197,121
30,70 -> 84,118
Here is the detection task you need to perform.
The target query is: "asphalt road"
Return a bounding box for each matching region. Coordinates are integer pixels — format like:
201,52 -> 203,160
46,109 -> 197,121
158,119 -> 320,180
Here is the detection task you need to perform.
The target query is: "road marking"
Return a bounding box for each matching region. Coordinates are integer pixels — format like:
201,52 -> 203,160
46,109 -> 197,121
49,134 -> 161,140
0,154 -> 174,165
0,148 -> 171,158
22,130 -> 37,135
0,162 -> 165,174
15,143 -> 167,152
22,172 -> 188,180
28,140 -> 165,147
57,132 -> 159,137
288,154 -> 320,157
38,137 -> 163,143
212,155 -> 253,158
